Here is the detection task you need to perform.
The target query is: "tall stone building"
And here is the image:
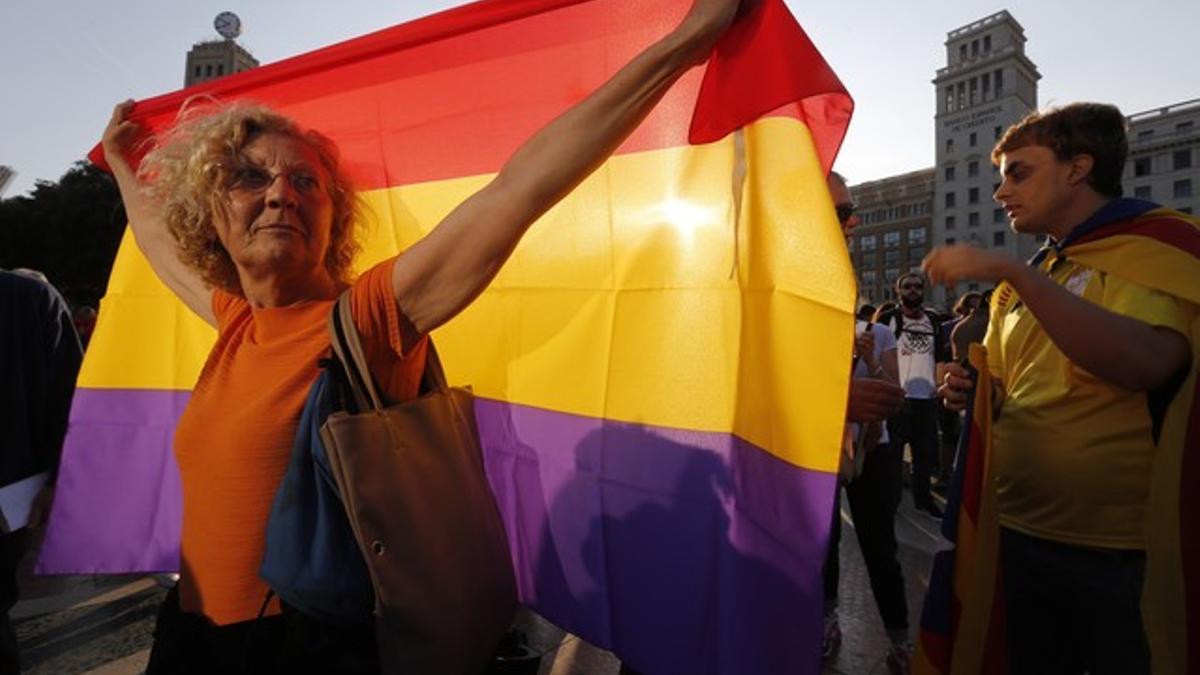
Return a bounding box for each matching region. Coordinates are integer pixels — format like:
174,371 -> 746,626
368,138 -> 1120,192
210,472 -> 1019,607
1125,98 -> 1200,216
930,11 -> 1042,305
184,39 -> 258,87
848,169 -> 935,306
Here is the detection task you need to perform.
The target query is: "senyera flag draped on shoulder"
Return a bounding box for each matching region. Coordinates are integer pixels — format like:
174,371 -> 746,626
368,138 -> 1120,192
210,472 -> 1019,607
1055,202 -> 1200,675
913,343 -> 1006,675
41,0 -> 855,671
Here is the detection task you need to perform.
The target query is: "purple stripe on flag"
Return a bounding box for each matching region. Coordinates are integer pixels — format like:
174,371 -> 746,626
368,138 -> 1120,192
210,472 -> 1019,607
37,388 -> 189,574
475,398 -> 836,675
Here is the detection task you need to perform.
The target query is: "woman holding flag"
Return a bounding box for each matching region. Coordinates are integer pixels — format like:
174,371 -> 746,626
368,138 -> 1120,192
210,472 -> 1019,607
101,0 -> 744,671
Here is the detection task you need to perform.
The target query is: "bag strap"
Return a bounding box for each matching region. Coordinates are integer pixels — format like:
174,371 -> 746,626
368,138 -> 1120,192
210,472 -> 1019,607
328,292 -> 384,412
326,291 -> 451,412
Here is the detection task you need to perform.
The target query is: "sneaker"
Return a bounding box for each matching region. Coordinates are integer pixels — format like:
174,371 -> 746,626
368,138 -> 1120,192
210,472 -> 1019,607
886,640 -> 914,675
821,614 -> 842,658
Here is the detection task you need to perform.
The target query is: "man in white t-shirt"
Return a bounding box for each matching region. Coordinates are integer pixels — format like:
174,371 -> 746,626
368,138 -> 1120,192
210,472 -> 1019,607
876,272 -> 947,519
821,172 -> 912,674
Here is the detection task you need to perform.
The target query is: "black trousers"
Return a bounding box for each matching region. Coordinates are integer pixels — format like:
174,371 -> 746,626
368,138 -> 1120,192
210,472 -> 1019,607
0,530 -> 30,675
1001,527 -> 1150,675
888,398 -> 940,509
822,443 -> 909,631
146,587 -> 378,675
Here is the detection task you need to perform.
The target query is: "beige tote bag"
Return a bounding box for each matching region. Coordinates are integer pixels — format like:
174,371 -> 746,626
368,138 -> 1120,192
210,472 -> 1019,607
321,293 -> 517,674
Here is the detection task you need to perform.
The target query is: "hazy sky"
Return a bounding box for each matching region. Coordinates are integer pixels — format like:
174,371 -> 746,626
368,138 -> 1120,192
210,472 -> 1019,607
3,0 -> 1198,198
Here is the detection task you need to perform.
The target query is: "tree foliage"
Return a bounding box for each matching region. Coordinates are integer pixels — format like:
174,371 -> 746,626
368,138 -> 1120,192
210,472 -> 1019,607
0,162 -> 125,309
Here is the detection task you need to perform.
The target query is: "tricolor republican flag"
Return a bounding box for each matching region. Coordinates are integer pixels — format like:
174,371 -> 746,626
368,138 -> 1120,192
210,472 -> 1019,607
41,1 -> 857,672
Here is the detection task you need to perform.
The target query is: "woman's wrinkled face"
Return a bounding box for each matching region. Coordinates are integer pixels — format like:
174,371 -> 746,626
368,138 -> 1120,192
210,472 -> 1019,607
216,132 -> 335,283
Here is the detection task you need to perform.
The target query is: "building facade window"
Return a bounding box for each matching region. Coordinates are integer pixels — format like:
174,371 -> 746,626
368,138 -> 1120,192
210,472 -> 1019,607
1177,121 -> 1195,133
969,132 -> 977,147
993,207 -> 1006,223
946,138 -> 954,154
945,215 -> 957,229
982,72 -> 991,98
862,271 -> 876,286
968,160 -> 979,177
969,78 -> 978,105
1175,179 -> 1193,199
968,211 -> 980,227
945,192 -> 956,208
983,35 -> 992,52
1174,149 -> 1193,170
946,237 -> 956,245
1134,157 -> 1152,176
1134,185 -> 1152,199
885,268 -> 900,285
1137,130 -> 1154,140
945,165 -> 956,181
860,235 -> 877,251
908,247 -> 926,263
884,232 -> 901,248
994,125 -> 1002,140
908,228 -> 926,245
993,231 -> 1006,246
945,87 -> 955,113
968,187 -> 980,204
994,69 -> 1003,93
885,250 -> 900,266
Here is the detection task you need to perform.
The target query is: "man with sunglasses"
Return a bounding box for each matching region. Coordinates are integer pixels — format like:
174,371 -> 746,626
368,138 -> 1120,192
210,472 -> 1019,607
874,273 -> 948,520
821,172 -> 912,674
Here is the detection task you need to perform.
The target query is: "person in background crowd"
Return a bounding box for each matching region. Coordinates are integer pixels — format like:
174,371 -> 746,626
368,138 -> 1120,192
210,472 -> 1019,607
821,172 -> 910,673
856,303 -> 877,322
927,102 -> 1198,673
932,291 -> 981,490
874,273 -> 949,518
0,269 -> 84,673
950,289 -> 991,363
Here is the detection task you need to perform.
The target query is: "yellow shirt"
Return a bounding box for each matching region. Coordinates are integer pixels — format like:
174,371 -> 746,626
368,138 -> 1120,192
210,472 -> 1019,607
985,254 -> 1193,549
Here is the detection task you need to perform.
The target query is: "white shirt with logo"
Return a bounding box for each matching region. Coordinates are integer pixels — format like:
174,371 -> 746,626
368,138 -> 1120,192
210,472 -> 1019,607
889,312 -> 937,399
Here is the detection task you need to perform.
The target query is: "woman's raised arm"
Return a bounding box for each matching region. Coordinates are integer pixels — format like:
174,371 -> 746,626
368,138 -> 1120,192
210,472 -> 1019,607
103,101 -> 215,326
391,0 -> 743,337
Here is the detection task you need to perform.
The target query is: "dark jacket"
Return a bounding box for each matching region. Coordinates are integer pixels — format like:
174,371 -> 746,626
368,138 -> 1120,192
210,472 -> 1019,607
0,270 -> 83,485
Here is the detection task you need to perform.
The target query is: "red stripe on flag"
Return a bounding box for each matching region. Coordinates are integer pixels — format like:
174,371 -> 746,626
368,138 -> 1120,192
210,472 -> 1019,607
88,0 -> 849,190
690,0 -> 851,171
1071,216 -> 1200,259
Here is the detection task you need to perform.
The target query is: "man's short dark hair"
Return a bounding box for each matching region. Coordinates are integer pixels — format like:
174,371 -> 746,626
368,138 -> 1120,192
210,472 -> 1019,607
992,102 -> 1128,198
895,271 -> 924,292
953,291 -> 983,317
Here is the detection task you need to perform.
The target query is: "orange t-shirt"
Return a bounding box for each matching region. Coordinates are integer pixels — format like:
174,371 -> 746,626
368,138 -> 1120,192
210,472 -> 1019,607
173,259 -> 427,625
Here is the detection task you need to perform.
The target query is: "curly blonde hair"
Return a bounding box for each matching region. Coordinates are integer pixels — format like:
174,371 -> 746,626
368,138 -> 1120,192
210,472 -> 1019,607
138,100 -> 362,293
